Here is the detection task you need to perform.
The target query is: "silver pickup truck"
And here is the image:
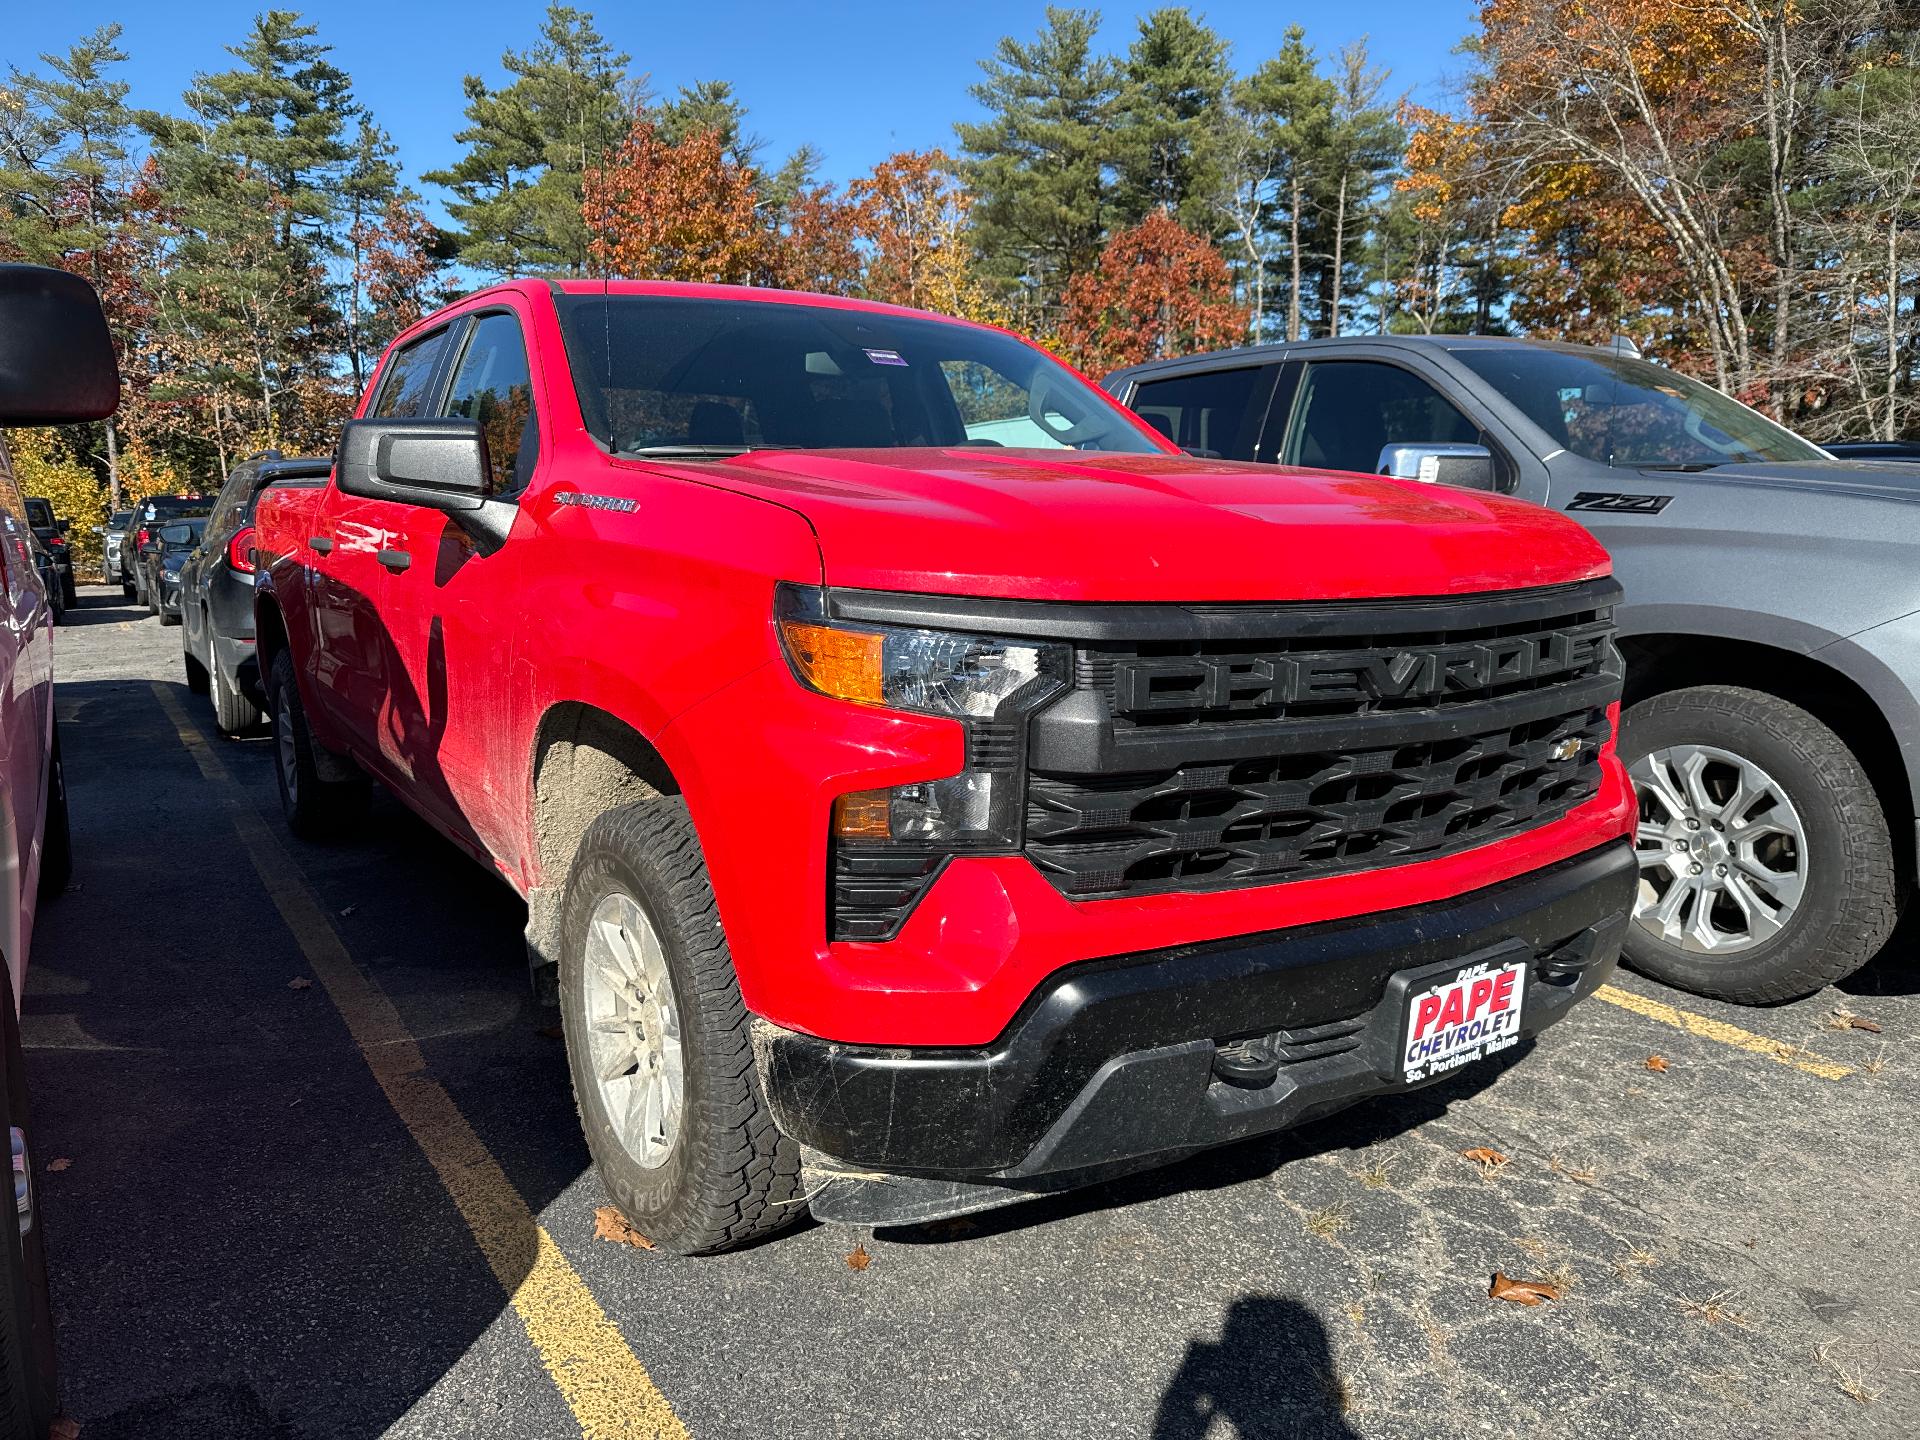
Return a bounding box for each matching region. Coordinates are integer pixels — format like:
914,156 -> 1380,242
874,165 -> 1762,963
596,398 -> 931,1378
1107,337 -> 1917,1005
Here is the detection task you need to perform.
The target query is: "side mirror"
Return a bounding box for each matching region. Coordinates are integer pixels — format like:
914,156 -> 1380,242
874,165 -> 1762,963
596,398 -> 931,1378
335,416 -> 515,552
1378,442 -> 1497,491
0,265 -> 119,424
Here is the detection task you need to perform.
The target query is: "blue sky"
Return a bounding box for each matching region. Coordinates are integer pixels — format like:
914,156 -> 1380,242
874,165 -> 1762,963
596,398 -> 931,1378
5,1 -> 1478,218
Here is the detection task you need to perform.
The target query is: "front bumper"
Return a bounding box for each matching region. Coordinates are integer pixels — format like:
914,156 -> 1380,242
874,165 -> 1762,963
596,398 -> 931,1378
760,839 -> 1632,1214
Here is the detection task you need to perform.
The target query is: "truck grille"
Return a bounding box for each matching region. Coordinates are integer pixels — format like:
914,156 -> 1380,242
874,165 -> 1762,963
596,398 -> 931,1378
1022,581 -> 1620,901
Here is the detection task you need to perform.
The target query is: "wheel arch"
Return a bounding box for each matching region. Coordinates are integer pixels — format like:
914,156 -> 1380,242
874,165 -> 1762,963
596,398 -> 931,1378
1619,632 -> 1915,885
523,701 -> 683,976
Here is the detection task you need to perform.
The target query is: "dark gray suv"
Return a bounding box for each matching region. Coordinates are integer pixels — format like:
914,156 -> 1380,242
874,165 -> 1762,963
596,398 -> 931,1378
178,452 -> 327,733
1107,336 -> 1919,1004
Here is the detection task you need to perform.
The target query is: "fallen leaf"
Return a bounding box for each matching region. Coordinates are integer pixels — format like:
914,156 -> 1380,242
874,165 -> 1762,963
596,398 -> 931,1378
338,904 -> 357,917
1460,1146 -> 1509,1171
1644,1054 -> 1670,1072
1489,1271 -> 1562,1306
288,977 -> 313,991
537,1024 -> 565,1040
1848,1016 -> 1883,1034
592,1205 -> 654,1250
49,1418 -> 79,1440
45,1158 -> 70,1173
846,1243 -> 872,1271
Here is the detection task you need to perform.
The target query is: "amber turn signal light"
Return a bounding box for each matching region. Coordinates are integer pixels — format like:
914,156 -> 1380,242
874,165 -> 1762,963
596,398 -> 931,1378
778,620 -> 884,705
832,789 -> 892,841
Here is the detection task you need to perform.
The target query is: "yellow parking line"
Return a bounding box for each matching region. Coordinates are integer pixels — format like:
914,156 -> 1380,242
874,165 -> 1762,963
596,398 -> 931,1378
152,685 -> 687,1440
1592,983 -> 1853,1081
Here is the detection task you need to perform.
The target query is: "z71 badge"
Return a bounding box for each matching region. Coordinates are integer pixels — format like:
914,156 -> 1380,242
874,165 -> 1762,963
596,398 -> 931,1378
1566,491 -> 1672,514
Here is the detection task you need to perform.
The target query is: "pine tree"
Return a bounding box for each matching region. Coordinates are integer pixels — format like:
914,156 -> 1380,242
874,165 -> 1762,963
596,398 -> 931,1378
1112,8 -> 1232,235
0,24 -> 140,501
957,7 -> 1120,321
424,3 -> 630,277
1237,27 -> 1335,341
141,9 -> 362,468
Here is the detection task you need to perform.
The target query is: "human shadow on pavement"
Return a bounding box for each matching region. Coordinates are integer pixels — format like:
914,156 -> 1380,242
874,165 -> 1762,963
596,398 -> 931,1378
1152,1295 -> 1360,1440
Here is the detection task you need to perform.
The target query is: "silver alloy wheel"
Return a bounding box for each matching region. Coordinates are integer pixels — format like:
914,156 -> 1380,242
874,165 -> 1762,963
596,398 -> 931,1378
274,687 -> 299,807
1630,743 -> 1807,955
581,890 -> 684,1170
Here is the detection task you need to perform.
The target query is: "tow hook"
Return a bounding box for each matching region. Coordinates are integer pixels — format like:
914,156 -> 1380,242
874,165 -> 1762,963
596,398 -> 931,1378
11,1126 -> 31,1236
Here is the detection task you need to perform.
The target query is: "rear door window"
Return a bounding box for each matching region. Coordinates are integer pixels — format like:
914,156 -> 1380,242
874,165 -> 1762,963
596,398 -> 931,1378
371,329 -> 451,419
1126,367 -> 1273,461
1280,361 -> 1482,475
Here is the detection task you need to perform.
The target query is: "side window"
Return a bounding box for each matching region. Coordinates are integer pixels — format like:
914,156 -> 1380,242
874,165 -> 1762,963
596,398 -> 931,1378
443,313 -> 538,496
371,329 -> 450,418
1127,367 -> 1270,460
1282,361 -> 1482,475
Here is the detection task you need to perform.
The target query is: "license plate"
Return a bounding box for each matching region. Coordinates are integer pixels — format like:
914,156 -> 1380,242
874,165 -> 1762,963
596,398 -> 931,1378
1400,958 -> 1527,1081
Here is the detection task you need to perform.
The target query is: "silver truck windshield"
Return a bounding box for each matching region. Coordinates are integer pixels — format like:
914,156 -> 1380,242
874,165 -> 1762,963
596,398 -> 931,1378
554,295 -> 1163,458
1455,347 -> 1826,468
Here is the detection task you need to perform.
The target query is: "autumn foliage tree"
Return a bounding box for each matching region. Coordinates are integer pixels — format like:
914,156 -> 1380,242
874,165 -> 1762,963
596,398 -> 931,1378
584,117 -> 773,284
1057,209 -> 1247,373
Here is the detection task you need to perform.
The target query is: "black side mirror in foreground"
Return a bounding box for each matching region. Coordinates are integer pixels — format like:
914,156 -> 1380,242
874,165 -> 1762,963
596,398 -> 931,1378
0,265 -> 119,425
335,416 -> 515,552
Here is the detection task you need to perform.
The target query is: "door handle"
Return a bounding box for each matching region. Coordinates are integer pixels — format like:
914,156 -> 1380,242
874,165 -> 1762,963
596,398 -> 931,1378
308,536 -> 333,554
377,548 -> 412,573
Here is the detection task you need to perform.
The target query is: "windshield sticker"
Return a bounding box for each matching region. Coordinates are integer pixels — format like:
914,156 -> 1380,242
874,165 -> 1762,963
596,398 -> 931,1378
863,348 -> 908,368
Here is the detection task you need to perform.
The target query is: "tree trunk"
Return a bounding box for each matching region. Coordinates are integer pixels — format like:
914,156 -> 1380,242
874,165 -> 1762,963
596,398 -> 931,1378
1288,175 -> 1303,342
104,417 -> 122,512
1886,204 -> 1902,440
1329,170 -> 1349,338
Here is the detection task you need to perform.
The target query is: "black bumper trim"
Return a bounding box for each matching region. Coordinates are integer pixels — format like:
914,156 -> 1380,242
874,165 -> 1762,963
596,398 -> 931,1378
759,839 -> 1634,1181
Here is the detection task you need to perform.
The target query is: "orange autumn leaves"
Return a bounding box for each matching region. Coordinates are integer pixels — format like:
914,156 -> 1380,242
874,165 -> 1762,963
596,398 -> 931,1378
581,112 -> 1242,373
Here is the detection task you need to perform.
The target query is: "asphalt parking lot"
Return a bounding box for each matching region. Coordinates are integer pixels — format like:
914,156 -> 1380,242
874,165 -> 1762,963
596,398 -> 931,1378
25,585 -> 1920,1439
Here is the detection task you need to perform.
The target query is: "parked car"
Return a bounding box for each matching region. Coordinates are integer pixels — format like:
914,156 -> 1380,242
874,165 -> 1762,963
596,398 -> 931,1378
180,452 -> 327,734
126,495 -> 212,611
1822,440 -> 1920,464
22,535 -> 61,627
147,518 -> 204,626
1107,335 -> 1920,1004
106,508 -> 140,595
254,280 -> 1635,1252
21,502 -> 72,610
98,509 -> 131,591
0,262 -> 120,1437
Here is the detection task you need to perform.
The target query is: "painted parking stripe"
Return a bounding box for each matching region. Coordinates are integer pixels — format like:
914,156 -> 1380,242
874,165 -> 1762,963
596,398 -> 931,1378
152,684 -> 688,1440
1592,983 -> 1853,1081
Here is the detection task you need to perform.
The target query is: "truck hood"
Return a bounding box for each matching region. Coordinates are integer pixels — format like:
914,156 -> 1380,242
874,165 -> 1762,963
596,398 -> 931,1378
1632,460 -> 1920,506
640,448 -> 1610,602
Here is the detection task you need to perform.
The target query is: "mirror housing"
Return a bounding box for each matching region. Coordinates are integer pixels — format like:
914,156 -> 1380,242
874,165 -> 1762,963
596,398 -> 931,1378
335,416 -> 515,552
0,265 -> 120,424
1377,442 -> 1497,491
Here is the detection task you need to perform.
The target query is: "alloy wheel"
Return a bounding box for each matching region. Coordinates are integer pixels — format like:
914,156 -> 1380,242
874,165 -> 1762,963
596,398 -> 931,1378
581,890 -> 684,1170
274,688 -> 299,807
1630,743 -> 1807,955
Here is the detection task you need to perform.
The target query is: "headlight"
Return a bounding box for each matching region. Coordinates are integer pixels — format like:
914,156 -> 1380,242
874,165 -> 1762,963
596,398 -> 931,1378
775,583 -> 1067,852
777,594 -> 1065,720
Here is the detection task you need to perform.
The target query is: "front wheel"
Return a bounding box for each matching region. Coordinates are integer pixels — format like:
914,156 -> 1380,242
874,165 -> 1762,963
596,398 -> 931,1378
1620,685 -> 1899,1003
558,798 -> 803,1255
267,649 -> 367,839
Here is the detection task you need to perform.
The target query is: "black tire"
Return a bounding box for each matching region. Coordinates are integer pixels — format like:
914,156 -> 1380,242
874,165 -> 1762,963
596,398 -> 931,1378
211,655 -> 260,736
1619,685 -> 1899,1003
558,798 -> 803,1255
36,728 -> 69,901
119,581 -> 133,601
158,607 -> 179,628
183,646 -> 209,695
57,580 -> 72,611
0,974 -> 58,1439
267,649 -> 367,840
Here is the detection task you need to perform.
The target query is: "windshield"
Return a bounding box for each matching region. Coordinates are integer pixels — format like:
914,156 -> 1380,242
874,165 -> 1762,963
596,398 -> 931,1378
1454,346 -> 1826,467
554,295 -> 1164,458
24,500 -> 51,527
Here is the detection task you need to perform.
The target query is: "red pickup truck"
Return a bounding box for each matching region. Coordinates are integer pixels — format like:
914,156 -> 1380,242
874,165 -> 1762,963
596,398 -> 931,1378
254,280 -> 1636,1252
